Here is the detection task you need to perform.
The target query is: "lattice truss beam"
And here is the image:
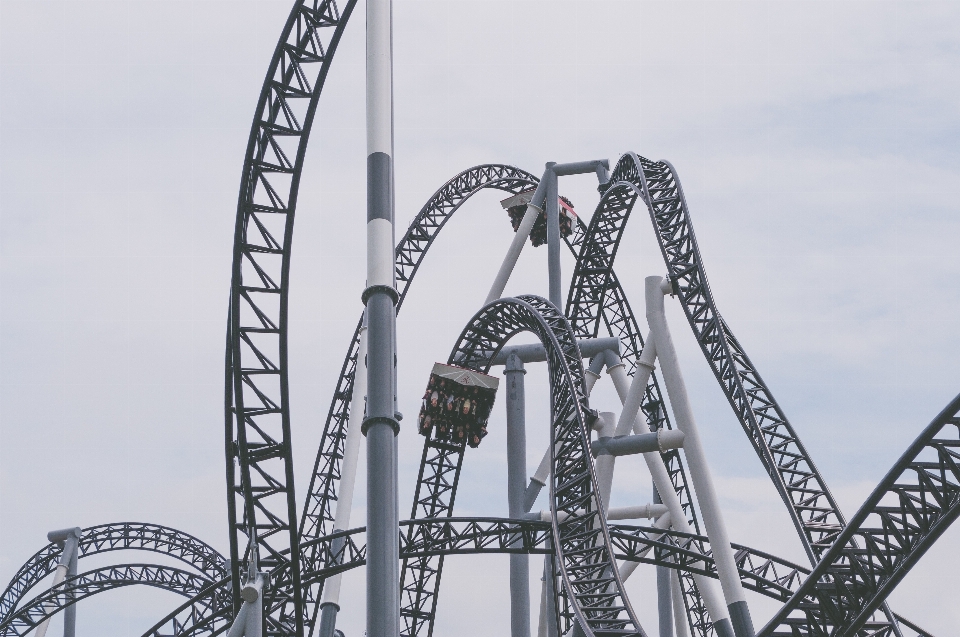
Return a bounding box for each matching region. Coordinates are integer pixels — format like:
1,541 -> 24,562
225,2 -> 357,636
762,396 -> 960,637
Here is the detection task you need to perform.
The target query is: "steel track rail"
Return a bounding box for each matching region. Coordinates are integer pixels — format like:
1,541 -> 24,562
761,394 -> 960,637
0,523 -> 225,625
567,166 -> 713,636
0,564 -> 214,637
224,2 -> 357,635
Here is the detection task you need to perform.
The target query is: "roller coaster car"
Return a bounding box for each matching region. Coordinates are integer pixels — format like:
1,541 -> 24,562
501,190 -> 577,247
418,363 -> 499,448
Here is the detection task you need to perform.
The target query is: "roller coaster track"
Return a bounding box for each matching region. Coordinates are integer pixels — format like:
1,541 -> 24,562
0,523 -> 225,625
139,514 -> 811,637
564,152 -> 938,635
0,564 -> 215,637
224,1 -> 357,636
761,394 -> 960,637
4,0 -> 954,627
435,295 -> 645,636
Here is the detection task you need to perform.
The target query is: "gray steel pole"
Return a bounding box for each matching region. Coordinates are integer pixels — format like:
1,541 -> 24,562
38,528 -> 80,637
654,485 -> 673,637
64,533 -> 77,637
364,0 -> 400,635
505,353 -> 531,637
544,163 -> 561,308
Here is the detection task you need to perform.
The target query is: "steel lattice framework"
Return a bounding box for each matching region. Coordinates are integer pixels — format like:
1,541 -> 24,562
3,0 -> 958,634
407,295 -> 646,637
0,523 -> 225,626
224,2 -> 357,636
762,394 -> 960,637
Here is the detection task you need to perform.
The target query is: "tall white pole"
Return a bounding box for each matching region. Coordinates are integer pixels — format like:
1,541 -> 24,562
318,325 -> 367,637
645,276 -> 754,637
365,0 -> 400,635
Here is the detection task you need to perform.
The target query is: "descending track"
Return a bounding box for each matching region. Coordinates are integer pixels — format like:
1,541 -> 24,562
0,565 -> 215,637
762,394 -> 960,637
223,2 -> 358,635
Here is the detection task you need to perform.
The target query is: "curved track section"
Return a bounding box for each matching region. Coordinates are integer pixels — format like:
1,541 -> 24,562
421,295 -> 644,637
224,1 -> 357,635
0,564 -> 213,637
567,160 -> 713,636
762,393 -> 960,637
0,523 -> 225,626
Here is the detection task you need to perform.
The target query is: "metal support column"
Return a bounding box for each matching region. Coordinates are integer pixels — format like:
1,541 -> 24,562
645,276 -> 754,637
36,528 -> 80,637
505,353 -> 531,637
654,485 -> 673,637
544,163 -> 561,308
364,0 -> 400,635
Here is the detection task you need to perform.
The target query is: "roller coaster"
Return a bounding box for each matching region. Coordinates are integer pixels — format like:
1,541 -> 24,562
2,2 -> 957,637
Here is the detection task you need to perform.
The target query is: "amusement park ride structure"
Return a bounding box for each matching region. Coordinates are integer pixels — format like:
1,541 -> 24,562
1,2 -> 958,637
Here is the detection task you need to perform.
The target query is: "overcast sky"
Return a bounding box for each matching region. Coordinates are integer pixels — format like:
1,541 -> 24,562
2,1 -> 959,635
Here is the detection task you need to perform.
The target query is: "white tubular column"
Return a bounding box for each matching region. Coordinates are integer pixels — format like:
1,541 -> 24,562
604,343 -> 734,637
593,412 -> 618,509
618,511 -> 671,581
645,276 -> 754,637
35,528 -> 80,637
365,1 -> 400,636
318,323 -> 367,637
486,181 -> 547,304
505,352 -> 531,637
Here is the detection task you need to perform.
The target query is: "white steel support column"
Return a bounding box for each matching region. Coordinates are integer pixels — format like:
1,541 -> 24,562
364,0 -> 400,636
318,324 -> 367,637
605,346 -> 734,637
35,528 -> 80,637
645,276 -> 754,637
671,569 -> 691,637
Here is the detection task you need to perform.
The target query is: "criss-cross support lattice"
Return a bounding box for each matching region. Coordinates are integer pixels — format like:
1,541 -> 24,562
761,394 -> 960,637
0,523 -> 226,626
224,2 -> 357,636
566,167 -> 714,637
0,565 -> 219,637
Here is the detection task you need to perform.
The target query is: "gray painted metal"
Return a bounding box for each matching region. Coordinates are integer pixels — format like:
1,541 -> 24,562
545,164 -> 561,308
646,276 -> 754,637
44,528 -> 80,637
490,337 -> 620,366
654,486 -> 673,637
591,432 -> 680,457
505,353 -> 531,637
550,159 -> 610,176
